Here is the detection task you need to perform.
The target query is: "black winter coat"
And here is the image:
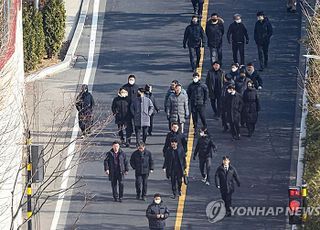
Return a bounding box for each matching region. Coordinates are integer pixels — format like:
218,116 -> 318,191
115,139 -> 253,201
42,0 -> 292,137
163,147 -> 186,179
122,83 -> 139,104
206,69 -> 224,99
227,22 -> 249,43
246,71 -> 263,89
187,81 -> 208,107
111,95 -> 130,125
130,149 -> 154,175
215,164 -> 240,194
235,76 -> 250,95
145,92 -> 159,115
146,201 -> 169,229
76,92 -> 95,115
254,17 -> 273,45
226,92 -> 243,123
194,135 -> 216,159
205,19 -> 224,48
243,88 -> 260,123
162,131 -> 188,157
183,22 -> 206,48
104,149 -> 129,181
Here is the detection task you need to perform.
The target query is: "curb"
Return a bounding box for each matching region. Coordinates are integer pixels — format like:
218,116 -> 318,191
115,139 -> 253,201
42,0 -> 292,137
26,0 -> 89,83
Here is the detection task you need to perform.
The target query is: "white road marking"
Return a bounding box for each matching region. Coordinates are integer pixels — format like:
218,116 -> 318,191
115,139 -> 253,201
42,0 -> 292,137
50,0 -> 100,229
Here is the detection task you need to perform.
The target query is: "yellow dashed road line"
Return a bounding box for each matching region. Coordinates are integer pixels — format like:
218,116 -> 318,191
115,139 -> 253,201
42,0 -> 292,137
174,0 -> 210,229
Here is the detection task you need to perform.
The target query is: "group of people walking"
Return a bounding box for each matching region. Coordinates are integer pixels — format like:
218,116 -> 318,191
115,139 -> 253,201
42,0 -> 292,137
73,5 -> 273,230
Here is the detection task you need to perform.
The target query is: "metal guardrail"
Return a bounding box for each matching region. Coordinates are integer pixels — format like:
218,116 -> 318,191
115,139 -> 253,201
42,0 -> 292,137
0,0 -> 12,59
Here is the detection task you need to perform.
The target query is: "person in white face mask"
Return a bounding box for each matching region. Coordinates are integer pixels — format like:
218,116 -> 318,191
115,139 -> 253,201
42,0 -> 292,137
225,84 -> 243,140
146,193 -> 169,230
187,72 -> 209,135
122,75 -> 140,146
227,14 -> 249,65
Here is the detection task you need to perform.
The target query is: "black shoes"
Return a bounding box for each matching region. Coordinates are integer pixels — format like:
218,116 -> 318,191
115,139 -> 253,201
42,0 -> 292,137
136,195 -> 140,200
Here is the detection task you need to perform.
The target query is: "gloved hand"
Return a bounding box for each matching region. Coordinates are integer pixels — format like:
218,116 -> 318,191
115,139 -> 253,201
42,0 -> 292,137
258,86 -> 262,90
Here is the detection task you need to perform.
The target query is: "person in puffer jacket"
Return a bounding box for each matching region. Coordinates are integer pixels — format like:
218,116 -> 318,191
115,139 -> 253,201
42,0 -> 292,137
183,15 -> 206,72
146,193 -> 170,230
193,127 -> 217,185
112,88 -> 130,147
187,72 -> 208,134
206,13 -> 224,64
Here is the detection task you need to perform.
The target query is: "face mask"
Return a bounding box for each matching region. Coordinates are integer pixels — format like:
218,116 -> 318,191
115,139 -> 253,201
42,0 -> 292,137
258,16 -> 264,21
248,83 -> 253,88
227,90 -> 232,94
231,68 -> 237,72
240,75 -> 246,78
199,132 -> 206,137
120,93 -> 126,97
212,19 -> 218,23
193,78 -> 199,83
235,19 -> 241,23
192,19 -> 198,24
148,86 -> 152,92
154,199 -> 161,204
247,68 -> 253,74
231,91 -> 236,95
128,79 -> 135,85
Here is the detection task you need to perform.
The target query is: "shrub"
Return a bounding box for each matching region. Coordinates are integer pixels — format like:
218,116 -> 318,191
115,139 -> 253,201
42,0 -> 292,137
42,0 -> 66,58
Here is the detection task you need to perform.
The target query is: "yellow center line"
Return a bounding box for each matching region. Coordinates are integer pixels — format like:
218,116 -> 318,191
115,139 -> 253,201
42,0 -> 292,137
174,1 -> 210,229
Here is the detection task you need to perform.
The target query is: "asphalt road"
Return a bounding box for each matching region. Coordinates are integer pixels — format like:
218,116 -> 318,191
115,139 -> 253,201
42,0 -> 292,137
28,0 -> 302,229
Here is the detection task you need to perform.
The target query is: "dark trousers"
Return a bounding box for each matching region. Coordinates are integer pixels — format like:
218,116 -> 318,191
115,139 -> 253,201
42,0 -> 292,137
135,126 -> 148,144
221,111 -> 228,130
78,112 -> 93,134
111,172 -> 124,199
199,157 -> 212,182
126,118 -> 134,142
257,43 -> 269,69
192,105 -> 207,130
221,191 -> 232,213
210,97 -> 221,117
118,124 -> 130,141
230,120 -> 240,138
232,42 -> 245,65
171,170 -> 183,195
247,122 -> 256,136
188,46 -> 201,71
240,109 -> 246,126
135,174 -> 148,197
191,0 -> 203,15
148,114 -> 154,134
209,46 -> 222,65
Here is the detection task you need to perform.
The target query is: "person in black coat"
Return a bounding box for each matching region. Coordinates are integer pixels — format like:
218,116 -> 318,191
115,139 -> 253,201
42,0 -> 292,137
187,72 -> 209,133
254,11 -> 273,71
112,88 -> 130,146
145,84 -> 160,136
130,143 -> 154,201
104,141 -> 129,202
146,193 -> 170,230
183,16 -> 206,72
122,75 -> 140,146
206,61 -> 224,118
206,13 -> 224,64
191,0 -> 204,16
162,122 -> 188,157
246,63 -> 263,90
243,81 -> 261,137
227,14 -> 249,65
215,156 -> 240,216
76,84 -> 95,137
163,138 -> 186,199
220,76 -> 234,132
225,84 -> 243,140
193,128 -> 216,185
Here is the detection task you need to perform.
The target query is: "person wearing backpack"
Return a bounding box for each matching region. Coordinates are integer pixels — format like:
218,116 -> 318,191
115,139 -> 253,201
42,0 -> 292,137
183,15 -> 206,72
